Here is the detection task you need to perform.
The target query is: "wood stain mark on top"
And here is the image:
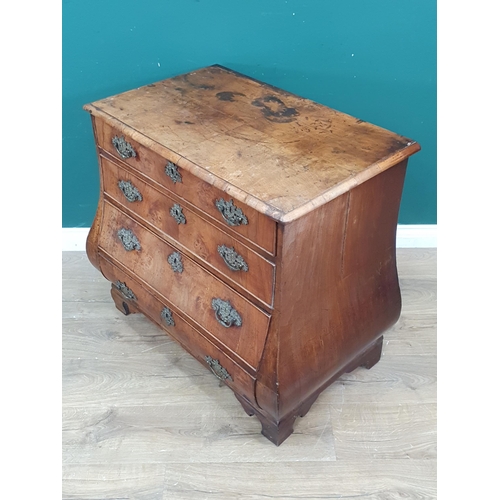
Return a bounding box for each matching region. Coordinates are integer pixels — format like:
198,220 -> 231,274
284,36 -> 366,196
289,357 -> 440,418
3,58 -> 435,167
180,74 -> 215,91
387,136 -> 411,155
216,91 -> 246,102
251,95 -> 299,123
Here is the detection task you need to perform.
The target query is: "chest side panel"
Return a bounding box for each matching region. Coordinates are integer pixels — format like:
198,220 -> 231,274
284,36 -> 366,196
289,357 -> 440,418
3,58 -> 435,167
272,162 -> 407,418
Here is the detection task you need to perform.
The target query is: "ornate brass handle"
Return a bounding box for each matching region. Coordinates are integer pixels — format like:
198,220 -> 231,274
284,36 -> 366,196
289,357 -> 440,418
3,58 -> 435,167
118,180 -> 143,202
112,136 -> 136,159
217,245 -> 248,272
211,298 -> 242,328
170,203 -> 186,224
215,198 -> 248,227
115,281 -> 136,300
165,161 -> 182,183
167,251 -> 183,273
117,228 -> 141,251
205,355 -> 232,382
161,307 -> 175,326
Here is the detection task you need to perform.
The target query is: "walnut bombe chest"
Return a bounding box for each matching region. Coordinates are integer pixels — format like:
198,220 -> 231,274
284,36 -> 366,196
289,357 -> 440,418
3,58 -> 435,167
84,65 -> 420,445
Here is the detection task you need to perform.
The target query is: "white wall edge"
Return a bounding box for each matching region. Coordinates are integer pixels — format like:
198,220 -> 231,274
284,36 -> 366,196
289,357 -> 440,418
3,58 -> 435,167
62,225 -> 437,252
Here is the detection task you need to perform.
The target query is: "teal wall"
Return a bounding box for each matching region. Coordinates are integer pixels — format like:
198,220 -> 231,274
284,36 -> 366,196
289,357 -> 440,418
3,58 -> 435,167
63,0 -> 436,227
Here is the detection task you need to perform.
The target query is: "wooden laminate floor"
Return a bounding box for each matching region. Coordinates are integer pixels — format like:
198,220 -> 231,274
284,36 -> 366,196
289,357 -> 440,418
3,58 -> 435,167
62,248 -> 437,500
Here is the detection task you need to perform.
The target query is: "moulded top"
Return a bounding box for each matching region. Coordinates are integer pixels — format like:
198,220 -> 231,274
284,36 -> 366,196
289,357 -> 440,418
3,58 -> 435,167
84,65 -> 420,222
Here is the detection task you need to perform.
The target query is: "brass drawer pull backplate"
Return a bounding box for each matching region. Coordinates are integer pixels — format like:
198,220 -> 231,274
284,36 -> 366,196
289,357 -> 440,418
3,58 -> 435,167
117,228 -> 141,251
115,280 -> 136,300
112,136 -> 137,159
211,298 -> 242,328
217,245 -> 248,272
205,355 -> 232,382
215,198 -> 248,227
118,180 -> 143,202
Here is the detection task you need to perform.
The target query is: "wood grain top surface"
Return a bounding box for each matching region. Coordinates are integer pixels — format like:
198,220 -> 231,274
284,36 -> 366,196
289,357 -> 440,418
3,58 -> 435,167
85,65 -> 420,221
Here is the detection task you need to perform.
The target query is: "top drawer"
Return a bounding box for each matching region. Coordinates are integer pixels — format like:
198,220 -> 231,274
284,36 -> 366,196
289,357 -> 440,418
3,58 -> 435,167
94,118 -> 276,255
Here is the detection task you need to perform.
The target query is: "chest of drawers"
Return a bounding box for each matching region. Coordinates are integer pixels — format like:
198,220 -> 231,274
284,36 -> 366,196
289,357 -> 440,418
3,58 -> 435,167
83,65 -> 420,445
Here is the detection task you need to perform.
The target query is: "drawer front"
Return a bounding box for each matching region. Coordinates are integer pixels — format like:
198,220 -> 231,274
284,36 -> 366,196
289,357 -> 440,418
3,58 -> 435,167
99,201 -> 271,370
101,156 -> 275,307
99,257 -> 257,404
95,118 -> 276,255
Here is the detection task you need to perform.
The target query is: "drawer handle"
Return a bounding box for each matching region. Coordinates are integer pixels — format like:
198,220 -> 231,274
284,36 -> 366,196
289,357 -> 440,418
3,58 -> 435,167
117,228 -> 141,251
211,298 -> 242,328
167,251 -> 183,273
165,161 -> 182,183
215,198 -> 248,227
118,180 -> 143,202
115,280 -> 136,300
112,136 -> 137,159
170,203 -> 186,224
205,355 -> 233,382
161,307 -> 175,326
217,245 -> 248,272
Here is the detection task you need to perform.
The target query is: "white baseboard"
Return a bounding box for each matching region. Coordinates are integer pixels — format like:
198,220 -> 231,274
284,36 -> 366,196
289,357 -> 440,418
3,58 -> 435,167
62,225 -> 437,251
395,225 -> 437,248
62,228 -> 90,251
